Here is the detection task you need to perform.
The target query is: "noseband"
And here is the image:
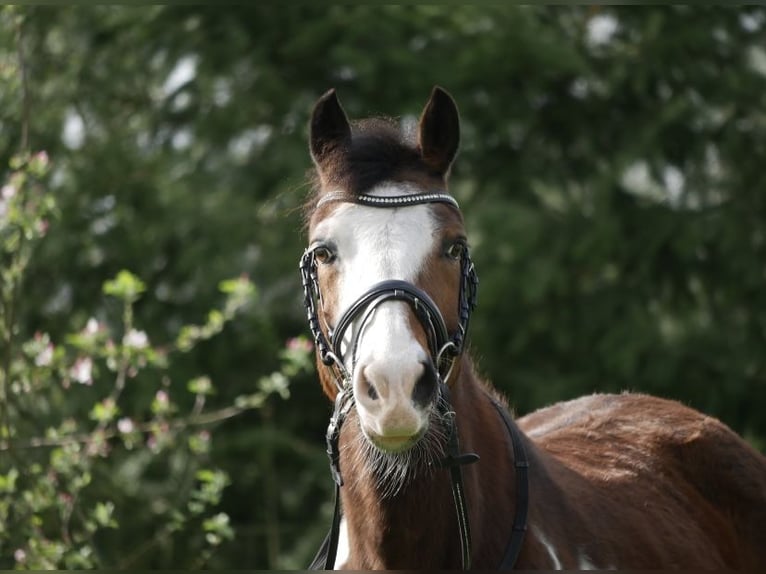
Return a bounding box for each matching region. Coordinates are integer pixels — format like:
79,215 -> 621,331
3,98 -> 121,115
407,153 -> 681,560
302,191 -> 527,570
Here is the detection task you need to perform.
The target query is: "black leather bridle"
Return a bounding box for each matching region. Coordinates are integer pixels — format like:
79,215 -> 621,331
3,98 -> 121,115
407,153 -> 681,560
300,191 -> 477,386
301,191 -> 528,570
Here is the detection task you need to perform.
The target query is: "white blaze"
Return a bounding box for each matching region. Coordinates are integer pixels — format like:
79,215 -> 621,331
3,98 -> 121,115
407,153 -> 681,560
311,183 -> 437,439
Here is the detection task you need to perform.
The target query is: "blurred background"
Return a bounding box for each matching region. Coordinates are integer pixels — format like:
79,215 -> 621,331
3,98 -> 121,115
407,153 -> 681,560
1,5 -> 765,569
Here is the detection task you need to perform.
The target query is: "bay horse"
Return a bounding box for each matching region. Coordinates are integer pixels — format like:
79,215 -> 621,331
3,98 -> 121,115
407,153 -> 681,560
300,86 -> 766,570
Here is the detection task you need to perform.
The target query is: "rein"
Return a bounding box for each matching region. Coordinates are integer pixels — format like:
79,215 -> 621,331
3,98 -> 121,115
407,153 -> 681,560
302,192 -> 528,570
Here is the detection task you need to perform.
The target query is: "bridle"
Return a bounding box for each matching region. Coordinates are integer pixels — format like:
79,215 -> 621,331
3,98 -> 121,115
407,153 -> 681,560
299,191 -> 478,387
301,191 -> 528,570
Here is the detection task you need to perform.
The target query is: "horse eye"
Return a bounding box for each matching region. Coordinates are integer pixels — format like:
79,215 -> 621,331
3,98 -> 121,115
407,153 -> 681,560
313,245 -> 336,265
446,241 -> 465,261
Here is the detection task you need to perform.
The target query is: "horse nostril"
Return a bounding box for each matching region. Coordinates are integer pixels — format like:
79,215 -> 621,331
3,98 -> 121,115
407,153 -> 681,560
412,361 -> 438,407
360,372 -> 379,401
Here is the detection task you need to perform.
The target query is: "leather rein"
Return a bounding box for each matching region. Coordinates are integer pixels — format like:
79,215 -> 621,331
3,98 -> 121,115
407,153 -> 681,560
301,191 -> 528,570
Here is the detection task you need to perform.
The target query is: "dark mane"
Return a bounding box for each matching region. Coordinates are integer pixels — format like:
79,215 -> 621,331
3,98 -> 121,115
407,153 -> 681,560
305,117 -> 444,218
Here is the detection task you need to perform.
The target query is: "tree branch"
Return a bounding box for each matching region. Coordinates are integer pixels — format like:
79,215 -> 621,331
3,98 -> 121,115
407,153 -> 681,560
0,403 -> 249,452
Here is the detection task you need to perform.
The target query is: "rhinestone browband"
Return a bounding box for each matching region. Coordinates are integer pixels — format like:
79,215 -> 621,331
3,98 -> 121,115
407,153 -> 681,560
316,191 -> 459,210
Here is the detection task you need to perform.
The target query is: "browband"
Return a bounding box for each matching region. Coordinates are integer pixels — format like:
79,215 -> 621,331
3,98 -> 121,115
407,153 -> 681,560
316,191 -> 459,210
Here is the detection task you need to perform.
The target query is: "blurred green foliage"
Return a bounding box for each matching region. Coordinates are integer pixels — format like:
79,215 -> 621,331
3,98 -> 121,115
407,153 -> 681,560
1,4 -> 765,569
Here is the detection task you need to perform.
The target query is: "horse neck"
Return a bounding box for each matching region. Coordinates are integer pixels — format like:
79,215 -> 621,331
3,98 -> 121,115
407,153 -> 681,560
451,356 -> 523,568
338,355 -> 520,570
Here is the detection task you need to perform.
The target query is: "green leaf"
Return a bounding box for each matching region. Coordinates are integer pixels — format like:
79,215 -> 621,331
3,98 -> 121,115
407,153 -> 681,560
102,270 -> 146,303
0,468 -> 19,494
203,512 -> 234,546
187,375 -> 214,396
89,398 -> 119,423
92,501 -> 118,529
218,276 -> 255,297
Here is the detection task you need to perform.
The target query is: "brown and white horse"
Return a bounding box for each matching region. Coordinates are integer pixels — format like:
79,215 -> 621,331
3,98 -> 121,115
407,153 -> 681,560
300,87 -> 766,570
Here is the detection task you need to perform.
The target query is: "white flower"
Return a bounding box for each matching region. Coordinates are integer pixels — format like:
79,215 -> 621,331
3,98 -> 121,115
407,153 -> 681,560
124,329 -> 148,349
586,14 -> 619,48
155,390 -> 169,405
71,357 -> 93,385
1,184 -> 16,200
35,344 -> 54,367
85,317 -> 100,335
117,417 -> 135,434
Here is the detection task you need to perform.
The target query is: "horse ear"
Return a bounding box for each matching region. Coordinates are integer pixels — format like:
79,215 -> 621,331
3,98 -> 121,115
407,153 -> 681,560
310,89 -> 351,169
418,86 -> 460,176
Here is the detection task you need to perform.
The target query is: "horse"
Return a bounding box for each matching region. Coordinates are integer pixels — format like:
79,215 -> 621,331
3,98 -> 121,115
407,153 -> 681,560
299,86 -> 766,570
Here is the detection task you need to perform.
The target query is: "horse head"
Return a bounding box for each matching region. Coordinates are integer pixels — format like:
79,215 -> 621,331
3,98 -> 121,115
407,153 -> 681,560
303,87 -> 472,458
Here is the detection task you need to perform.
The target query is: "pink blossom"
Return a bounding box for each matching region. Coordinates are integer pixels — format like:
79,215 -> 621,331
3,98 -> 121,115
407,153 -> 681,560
35,343 -> 54,367
36,219 -> 49,236
33,151 -> 49,166
155,390 -> 169,405
71,356 -> 93,385
286,337 -> 313,352
86,433 -> 110,458
13,549 -> 26,564
117,417 -> 135,434
85,317 -> 100,335
1,183 -> 16,200
124,328 -> 149,349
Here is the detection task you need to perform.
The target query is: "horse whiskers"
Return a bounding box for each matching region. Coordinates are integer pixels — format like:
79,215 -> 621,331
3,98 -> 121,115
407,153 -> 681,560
343,401 -> 451,499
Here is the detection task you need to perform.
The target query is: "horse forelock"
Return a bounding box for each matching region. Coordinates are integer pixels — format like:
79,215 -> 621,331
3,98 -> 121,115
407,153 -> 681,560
304,117 -> 447,223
